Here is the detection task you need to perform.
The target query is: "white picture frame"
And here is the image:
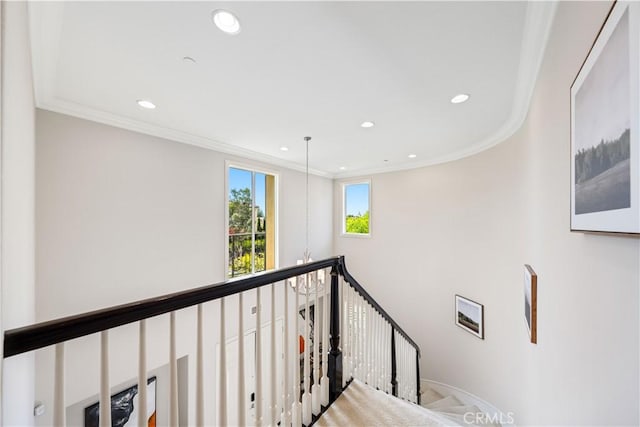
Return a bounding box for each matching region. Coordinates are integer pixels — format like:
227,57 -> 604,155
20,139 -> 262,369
570,1 -> 640,235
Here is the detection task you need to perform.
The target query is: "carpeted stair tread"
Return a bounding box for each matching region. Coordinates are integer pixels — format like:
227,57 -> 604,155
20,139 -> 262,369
436,404 -> 480,416
315,379 -> 450,426
421,387 -> 445,405
425,395 -> 463,410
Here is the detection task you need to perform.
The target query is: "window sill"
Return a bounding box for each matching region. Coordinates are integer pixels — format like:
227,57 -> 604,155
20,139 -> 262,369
340,232 -> 371,239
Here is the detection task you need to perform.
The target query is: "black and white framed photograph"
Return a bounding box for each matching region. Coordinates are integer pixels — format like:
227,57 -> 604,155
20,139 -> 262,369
524,264 -> 537,344
571,1 -> 640,234
455,295 -> 484,339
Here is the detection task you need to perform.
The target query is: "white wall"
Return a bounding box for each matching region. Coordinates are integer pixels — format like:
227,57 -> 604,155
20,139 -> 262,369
1,2 -> 36,426
34,110 -> 333,425
334,1 -> 639,425
36,109 -> 333,319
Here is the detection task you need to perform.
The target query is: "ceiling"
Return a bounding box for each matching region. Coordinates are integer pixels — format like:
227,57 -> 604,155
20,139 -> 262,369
29,1 -> 557,178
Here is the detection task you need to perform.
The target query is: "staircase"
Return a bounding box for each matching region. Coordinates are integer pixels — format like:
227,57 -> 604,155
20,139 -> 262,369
315,379 -> 502,427
421,385 -> 502,427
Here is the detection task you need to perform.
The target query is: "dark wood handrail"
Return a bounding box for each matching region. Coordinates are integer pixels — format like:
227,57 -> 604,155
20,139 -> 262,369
4,255 -> 420,367
3,257 -> 339,358
337,256 -> 420,355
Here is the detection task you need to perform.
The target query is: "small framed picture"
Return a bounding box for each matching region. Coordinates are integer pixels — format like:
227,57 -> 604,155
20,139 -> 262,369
524,264 -> 537,344
455,295 -> 484,339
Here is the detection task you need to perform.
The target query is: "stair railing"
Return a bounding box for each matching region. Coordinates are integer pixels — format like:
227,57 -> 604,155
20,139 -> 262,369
3,256 -> 420,426
335,256 -> 421,405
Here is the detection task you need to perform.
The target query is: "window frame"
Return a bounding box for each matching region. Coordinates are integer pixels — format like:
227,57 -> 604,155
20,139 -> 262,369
341,179 -> 372,238
225,160 -> 280,279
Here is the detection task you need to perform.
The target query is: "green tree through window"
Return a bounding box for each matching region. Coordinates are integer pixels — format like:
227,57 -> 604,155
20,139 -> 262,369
228,167 -> 274,277
344,182 -> 370,235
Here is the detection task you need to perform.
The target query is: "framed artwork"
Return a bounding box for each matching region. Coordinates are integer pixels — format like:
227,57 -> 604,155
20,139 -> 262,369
570,1 -> 640,234
85,376 -> 157,427
524,264 -> 537,344
455,295 -> 484,339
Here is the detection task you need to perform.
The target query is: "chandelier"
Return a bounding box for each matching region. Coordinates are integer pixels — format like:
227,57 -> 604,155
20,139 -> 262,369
290,136 -> 324,294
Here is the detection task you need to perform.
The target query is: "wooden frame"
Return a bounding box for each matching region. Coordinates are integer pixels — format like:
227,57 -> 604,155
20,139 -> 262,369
524,264 -> 537,344
455,295 -> 484,339
570,1 -> 640,235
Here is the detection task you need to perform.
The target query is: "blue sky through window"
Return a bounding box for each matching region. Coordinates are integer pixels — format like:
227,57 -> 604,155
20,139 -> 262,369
345,183 -> 369,216
229,167 -> 266,213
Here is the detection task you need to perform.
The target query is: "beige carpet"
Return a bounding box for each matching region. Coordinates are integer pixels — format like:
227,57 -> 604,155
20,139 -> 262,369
315,380 -> 448,427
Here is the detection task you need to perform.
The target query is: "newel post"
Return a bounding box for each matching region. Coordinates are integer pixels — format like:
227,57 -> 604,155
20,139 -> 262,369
327,264 -> 343,403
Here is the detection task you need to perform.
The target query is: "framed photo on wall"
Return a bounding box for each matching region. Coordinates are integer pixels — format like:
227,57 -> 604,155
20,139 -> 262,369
570,1 -> 640,234
455,295 -> 484,339
524,264 -> 537,344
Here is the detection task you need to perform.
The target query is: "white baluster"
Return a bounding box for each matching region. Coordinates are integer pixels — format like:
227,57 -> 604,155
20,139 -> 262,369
320,270 -> 329,407
350,292 -> 356,381
100,331 -> 111,427
404,339 -> 409,400
376,314 -> 380,389
196,306 -> 204,427
382,321 -> 387,394
256,288 -> 263,427
291,277 -> 301,427
302,275 -> 311,425
270,283 -> 277,425
366,304 -> 372,385
386,323 -> 391,394
238,294 -> 246,427
311,274 -> 321,415
373,308 -> 378,387
342,284 -> 349,383
53,343 -> 65,427
368,308 -> 374,386
281,282 -> 291,427
360,299 -> 365,383
138,321 -> 147,427
353,294 -> 359,381
400,337 -> 405,400
355,294 -> 361,381
412,347 -> 417,403
170,312 -> 179,426
219,298 -> 227,426
378,316 -> 386,390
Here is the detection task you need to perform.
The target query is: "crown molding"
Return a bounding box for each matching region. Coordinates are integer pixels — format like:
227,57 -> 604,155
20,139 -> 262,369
334,1 -> 558,179
29,1 -> 557,181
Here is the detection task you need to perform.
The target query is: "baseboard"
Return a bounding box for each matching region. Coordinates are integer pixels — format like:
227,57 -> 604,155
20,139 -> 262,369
421,379 -> 515,426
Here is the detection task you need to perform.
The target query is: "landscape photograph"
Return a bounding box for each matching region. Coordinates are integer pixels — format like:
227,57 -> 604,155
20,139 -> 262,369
455,295 -> 484,339
574,9 -> 631,215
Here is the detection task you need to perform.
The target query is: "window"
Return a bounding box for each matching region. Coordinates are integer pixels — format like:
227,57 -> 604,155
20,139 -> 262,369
342,181 -> 370,236
228,165 -> 277,278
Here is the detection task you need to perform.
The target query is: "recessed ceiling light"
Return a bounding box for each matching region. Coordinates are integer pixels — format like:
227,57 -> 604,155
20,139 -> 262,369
212,9 -> 241,35
408,154 -> 417,158
280,146 -> 289,152
361,121 -> 375,128
136,99 -> 156,109
339,166 -> 346,170
183,56 -> 196,64
451,94 -> 470,104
